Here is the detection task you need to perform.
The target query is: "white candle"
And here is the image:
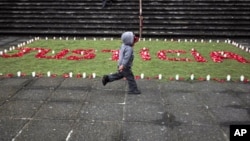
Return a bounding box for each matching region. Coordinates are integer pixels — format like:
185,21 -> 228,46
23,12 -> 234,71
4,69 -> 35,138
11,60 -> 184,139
32,71 -> 36,77
190,74 -> 194,80
140,73 -> 144,79
240,75 -> 244,82
69,72 -> 73,78
226,75 -> 231,81
206,75 -> 210,81
92,73 -> 96,78
82,72 -> 86,78
47,71 -> 51,77
17,71 -> 21,77
158,74 -> 162,80
175,74 -> 179,80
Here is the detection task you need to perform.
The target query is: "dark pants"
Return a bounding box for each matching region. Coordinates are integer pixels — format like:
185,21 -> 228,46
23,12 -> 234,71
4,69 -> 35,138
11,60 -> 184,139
108,67 -> 138,92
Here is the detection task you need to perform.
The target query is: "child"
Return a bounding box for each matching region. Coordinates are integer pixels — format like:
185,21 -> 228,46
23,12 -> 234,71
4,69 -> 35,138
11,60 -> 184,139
102,31 -> 141,94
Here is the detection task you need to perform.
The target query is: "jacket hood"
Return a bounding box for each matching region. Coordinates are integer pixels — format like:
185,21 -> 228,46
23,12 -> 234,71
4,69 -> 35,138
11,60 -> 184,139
121,31 -> 134,45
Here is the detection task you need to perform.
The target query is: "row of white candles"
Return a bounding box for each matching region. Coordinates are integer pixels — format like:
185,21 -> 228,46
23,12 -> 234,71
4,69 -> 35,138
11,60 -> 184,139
146,73 -> 246,82
0,37 -> 249,55
1,71 -> 246,82
15,71 -> 95,79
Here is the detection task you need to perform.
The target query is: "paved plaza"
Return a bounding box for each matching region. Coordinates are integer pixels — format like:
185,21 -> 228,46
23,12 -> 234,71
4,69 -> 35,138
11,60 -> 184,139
0,77 -> 249,141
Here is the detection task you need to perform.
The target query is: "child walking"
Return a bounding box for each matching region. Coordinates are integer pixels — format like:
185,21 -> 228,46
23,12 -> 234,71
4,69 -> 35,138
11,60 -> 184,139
102,31 -> 141,94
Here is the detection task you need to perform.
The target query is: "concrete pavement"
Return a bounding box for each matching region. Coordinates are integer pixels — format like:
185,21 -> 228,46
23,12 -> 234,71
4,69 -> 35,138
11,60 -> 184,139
0,77 -> 250,141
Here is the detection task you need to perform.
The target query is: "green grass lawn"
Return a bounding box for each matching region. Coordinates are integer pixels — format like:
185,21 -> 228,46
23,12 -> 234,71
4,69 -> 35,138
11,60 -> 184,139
0,38 -> 250,81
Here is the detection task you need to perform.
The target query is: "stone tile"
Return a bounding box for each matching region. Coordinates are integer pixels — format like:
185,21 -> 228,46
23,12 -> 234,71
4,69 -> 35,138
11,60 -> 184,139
50,89 -> 88,102
0,78 -> 30,87
11,89 -> 53,101
124,102 -> 165,122
237,94 -> 250,106
0,118 -> 27,141
126,88 -> 162,104
88,89 -> 125,103
165,105 -> 215,125
70,120 -> 121,141
174,125 -> 228,141
123,122 -> 178,141
136,79 -> 161,90
59,78 -> 92,90
34,102 -> 82,119
192,81 -> 231,93
28,77 -> 64,88
210,107 -> 250,123
161,92 -> 203,106
0,87 -> 20,105
14,119 -> 74,141
79,103 -> 123,121
196,92 -> 244,108
161,81 -> 195,93
0,101 -> 42,118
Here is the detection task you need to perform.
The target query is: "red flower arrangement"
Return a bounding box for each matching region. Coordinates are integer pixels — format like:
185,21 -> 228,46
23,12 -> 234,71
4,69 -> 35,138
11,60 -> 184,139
157,49 -> 191,62
67,49 -> 96,60
140,47 -> 151,61
190,48 -> 207,62
101,49 -> 119,61
1,47 -> 32,58
210,51 -> 249,63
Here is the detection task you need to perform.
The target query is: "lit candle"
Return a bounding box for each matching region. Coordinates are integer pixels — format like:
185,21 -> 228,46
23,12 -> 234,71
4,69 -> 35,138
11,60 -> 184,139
82,72 -> 86,78
17,71 -> 21,77
140,73 -> 144,79
32,71 -> 36,77
240,75 -> 244,82
69,72 -> 73,78
190,74 -> 194,80
47,71 -> 51,77
158,74 -> 162,80
206,75 -> 210,81
226,75 -> 231,81
92,73 -> 96,78
175,74 -> 179,80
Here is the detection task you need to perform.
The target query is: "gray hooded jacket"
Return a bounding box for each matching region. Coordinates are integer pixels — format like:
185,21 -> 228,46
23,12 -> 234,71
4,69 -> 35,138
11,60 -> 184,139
118,32 -> 134,68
